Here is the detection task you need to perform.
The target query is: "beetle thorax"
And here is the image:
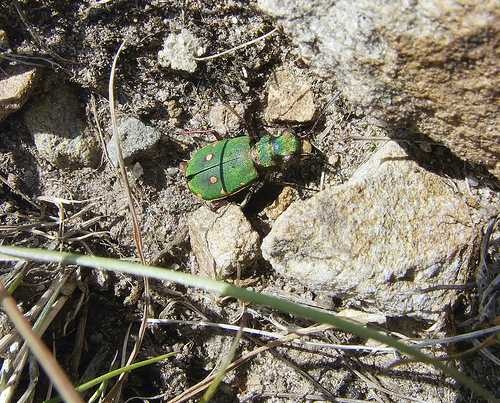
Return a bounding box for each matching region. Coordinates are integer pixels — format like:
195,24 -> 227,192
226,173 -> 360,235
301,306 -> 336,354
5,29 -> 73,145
251,133 -> 301,169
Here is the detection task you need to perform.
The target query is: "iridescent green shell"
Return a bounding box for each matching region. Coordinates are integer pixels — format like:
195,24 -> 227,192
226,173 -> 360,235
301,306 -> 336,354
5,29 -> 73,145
253,132 -> 301,168
185,137 -> 259,201
185,132 -> 305,201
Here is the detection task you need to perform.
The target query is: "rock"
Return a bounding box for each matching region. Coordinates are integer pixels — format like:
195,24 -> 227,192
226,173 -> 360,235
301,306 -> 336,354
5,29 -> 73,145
106,117 -> 162,166
158,29 -> 206,73
24,80 -> 99,168
258,0 -> 500,178
0,29 -> 9,48
208,102 -> 244,134
261,141 -> 473,319
165,167 -> 178,177
264,69 -> 315,123
131,162 -> 144,178
0,66 -> 39,122
263,186 -> 298,220
165,99 -> 182,127
188,205 -> 260,279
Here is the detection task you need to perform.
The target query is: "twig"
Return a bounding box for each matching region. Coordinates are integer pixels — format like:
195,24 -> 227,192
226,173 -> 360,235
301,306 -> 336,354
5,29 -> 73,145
148,318 -> 395,353
194,27 -> 278,61
102,39 -> 150,402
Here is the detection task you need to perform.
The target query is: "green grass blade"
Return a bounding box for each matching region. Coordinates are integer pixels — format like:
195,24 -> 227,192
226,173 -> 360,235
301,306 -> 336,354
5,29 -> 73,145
0,245 -> 496,402
44,352 -> 177,403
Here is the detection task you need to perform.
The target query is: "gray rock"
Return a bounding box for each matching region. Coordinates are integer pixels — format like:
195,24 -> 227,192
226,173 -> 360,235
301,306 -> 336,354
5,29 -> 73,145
24,80 -> 99,168
258,0 -> 500,178
131,162 -> 144,178
264,69 -> 315,123
106,117 -> 162,166
158,29 -> 206,73
0,66 -> 39,122
188,205 -> 260,279
262,141 -> 473,319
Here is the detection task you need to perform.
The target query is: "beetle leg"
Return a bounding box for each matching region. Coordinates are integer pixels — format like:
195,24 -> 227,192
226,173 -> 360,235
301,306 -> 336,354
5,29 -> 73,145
239,181 -> 264,209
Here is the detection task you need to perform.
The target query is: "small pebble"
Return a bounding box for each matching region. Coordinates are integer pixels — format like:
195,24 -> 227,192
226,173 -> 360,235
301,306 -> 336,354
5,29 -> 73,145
0,66 -> 38,122
131,162 -> 144,178
0,29 -> 9,48
166,167 -> 178,176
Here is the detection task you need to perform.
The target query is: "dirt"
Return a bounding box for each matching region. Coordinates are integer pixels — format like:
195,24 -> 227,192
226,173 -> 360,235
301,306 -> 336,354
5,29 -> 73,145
0,1 -> 497,402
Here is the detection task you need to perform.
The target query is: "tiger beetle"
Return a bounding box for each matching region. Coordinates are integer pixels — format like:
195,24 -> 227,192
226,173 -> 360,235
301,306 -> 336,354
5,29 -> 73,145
181,131 -> 312,201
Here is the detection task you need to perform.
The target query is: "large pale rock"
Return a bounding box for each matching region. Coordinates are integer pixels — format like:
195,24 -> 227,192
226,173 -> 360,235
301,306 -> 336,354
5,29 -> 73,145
0,66 -> 39,122
262,141 -> 473,318
24,80 -> 99,168
259,0 -> 500,178
188,205 -> 260,279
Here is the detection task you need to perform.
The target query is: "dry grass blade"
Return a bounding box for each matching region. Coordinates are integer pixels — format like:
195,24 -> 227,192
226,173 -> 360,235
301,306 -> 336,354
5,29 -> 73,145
0,246 -> 495,401
12,0 -> 71,66
90,94 -> 112,168
147,318 -> 396,353
0,279 -> 83,402
194,27 -> 278,61
0,173 -> 40,210
102,38 -> 150,402
248,335 -> 338,401
477,217 -> 500,321
200,319 -> 244,402
0,272 -> 77,401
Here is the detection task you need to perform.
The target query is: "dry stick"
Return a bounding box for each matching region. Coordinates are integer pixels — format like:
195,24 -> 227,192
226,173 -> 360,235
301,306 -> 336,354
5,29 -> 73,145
90,94 -> 112,167
0,173 -> 40,210
11,1 -> 68,67
0,280 -> 83,403
148,318 -> 396,352
103,39 -> 150,402
194,27 -> 278,61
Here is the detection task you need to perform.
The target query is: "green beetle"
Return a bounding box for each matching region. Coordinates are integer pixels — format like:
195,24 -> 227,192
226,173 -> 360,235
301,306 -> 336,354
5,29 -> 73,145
184,132 -> 311,201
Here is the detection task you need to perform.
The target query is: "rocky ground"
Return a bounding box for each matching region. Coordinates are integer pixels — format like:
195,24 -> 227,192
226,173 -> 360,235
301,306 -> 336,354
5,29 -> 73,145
0,1 -> 498,402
